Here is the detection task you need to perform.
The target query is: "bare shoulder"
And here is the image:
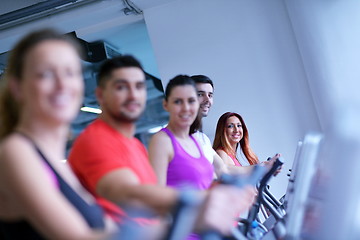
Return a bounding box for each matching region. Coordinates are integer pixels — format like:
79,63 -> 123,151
150,130 -> 170,142
215,149 -> 234,165
148,130 -> 174,163
149,130 -> 172,149
0,134 -> 53,201
0,134 -> 47,181
215,149 -> 226,157
0,134 -> 34,164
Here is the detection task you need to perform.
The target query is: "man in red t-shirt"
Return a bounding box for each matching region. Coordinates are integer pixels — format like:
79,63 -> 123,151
68,55 -> 255,235
68,56 -> 176,221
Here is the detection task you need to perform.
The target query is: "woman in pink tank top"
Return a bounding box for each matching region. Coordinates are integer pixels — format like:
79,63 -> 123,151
213,112 -> 282,179
213,112 -> 259,167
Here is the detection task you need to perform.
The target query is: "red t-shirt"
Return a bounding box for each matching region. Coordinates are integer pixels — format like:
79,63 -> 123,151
68,119 -> 157,222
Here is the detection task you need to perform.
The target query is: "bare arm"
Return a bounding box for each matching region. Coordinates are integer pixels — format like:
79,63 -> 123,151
0,137 -> 108,240
214,149 -> 253,176
212,149 -> 230,177
148,131 -> 173,186
96,168 -> 178,216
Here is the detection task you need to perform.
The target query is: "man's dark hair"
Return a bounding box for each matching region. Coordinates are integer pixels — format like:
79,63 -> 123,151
190,75 -> 214,89
97,55 -> 144,87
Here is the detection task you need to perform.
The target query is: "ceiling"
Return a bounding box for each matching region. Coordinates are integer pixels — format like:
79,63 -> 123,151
0,0 -> 46,15
0,0 -> 178,39
0,0 -> 168,77
0,0 -> 172,149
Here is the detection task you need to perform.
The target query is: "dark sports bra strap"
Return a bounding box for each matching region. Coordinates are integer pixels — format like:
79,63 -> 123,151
15,132 -> 53,168
15,132 -> 105,229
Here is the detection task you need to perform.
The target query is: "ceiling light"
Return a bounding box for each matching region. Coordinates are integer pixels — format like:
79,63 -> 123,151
148,124 -> 168,134
81,106 -> 102,114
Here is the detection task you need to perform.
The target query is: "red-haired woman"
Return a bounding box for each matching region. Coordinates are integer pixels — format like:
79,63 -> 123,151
213,112 -> 265,168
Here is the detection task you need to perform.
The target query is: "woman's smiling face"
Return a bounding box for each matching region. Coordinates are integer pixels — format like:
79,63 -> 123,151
225,116 -> 243,145
18,40 -> 83,124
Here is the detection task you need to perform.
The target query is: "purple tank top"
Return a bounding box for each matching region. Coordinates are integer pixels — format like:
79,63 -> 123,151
161,128 -> 214,190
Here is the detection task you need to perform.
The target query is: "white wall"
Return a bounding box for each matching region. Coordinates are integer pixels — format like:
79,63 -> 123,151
144,0 -> 321,198
285,0 -> 360,127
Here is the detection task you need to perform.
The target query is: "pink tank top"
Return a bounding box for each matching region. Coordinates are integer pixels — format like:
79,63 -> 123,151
44,163 -> 59,187
161,128 -> 214,190
229,154 -> 242,166
217,148 -> 242,166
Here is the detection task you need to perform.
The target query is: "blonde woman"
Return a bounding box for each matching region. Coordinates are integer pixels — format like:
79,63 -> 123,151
0,29 -> 116,239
